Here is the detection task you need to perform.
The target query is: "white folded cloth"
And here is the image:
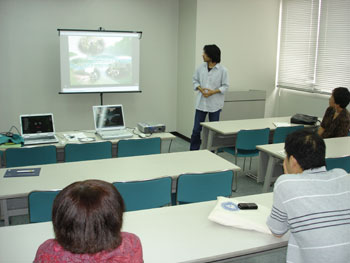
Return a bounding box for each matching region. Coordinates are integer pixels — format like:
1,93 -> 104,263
208,196 -> 272,235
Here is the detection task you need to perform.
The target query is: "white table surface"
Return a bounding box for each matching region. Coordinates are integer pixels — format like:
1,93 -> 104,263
54,130 -> 176,147
0,150 -> 240,199
0,193 -> 288,263
201,116 -> 294,135
257,136 -> 350,159
257,136 -> 350,192
0,130 -> 175,150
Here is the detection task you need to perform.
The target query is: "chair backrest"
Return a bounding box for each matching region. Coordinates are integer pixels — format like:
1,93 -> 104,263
0,150 -> 4,168
273,125 -> 304,144
5,146 -> 57,168
117,137 -> 161,157
113,177 -> 172,211
236,128 -> 270,151
326,156 -> 350,173
28,190 -> 60,223
64,142 -> 112,162
176,170 -> 234,204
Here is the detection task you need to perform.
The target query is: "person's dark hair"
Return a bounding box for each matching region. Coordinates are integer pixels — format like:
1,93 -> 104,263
52,180 -> 125,254
284,130 -> 326,170
203,44 -> 221,63
332,87 -> 350,108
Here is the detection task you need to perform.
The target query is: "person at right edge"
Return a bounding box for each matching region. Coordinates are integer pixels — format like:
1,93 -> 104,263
318,87 -> 350,138
190,44 -> 229,150
267,130 -> 350,263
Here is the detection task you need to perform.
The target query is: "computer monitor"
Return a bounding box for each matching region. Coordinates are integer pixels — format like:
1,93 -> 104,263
20,114 -> 55,136
93,105 -> 126,131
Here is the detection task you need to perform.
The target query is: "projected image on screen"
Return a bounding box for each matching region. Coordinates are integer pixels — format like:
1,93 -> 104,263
69,36 -> 132,86
59,30 -> 141,93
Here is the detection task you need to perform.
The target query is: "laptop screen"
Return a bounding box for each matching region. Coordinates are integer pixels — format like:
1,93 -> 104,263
93,105 -> 125,130
21,115 -> 54,135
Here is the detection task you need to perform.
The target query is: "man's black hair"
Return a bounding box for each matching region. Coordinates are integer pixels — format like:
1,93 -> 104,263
284,130 -> 326,170
203,45 -> 221,63
332,87 -> 350,109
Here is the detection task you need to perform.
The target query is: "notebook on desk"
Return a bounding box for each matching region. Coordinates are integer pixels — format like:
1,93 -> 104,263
4,168 -> 41,178
20,114 -> 59,145
93,105 -> 133,140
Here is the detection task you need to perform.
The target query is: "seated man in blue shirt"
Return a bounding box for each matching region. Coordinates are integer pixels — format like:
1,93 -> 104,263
267,130 -> 350,263
190,44 -> 229,150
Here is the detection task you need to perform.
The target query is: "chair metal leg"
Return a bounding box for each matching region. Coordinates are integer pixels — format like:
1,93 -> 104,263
243,157 -> 246,171
232,171 -> 238,192
168,139 -> 173,153
233,155 -> 238,192
249,157 -> 252,170
0,199 -> 9,226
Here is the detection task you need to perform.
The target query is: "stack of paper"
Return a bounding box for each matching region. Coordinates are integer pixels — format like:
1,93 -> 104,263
273,122 -> 291,127
208,196 -> 272,235
63,133 -> 88,142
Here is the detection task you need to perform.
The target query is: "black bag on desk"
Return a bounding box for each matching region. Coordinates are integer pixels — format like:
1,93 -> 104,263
291,114 -> 318,125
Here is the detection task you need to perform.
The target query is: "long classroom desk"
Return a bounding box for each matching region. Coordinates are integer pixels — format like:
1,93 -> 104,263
257,136 -> 350,193
0,193 -> 288,263
0,130 -> 176,167
200,116 -> 306,151
0,150 -> 240,226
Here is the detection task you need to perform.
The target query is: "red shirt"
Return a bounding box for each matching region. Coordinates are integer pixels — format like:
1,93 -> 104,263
34,232 -> 143,263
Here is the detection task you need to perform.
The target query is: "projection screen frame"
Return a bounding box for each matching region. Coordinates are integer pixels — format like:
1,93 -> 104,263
57,28 -> 142,37
57,28 -> 143,96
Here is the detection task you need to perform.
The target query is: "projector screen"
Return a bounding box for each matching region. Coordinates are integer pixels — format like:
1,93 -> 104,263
59,30 -> 141,93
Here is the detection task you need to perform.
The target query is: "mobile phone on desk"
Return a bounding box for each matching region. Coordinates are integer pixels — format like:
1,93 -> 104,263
238,203 -> 258,210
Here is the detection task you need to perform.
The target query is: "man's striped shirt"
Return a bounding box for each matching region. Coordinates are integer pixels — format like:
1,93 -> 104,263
267,166 -> 350,263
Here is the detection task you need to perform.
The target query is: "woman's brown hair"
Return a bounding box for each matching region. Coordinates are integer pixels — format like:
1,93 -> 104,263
52,180 -> 125,254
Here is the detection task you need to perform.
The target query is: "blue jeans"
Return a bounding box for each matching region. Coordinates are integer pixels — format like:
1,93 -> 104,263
190,109 -> 221,150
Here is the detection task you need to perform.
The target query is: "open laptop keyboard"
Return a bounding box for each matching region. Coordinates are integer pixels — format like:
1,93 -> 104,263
99,129 -> 133,139
24,135 -> 59,145
25,135 -> 56,141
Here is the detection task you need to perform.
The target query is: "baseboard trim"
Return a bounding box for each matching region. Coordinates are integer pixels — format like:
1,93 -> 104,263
170,132 -> 190,142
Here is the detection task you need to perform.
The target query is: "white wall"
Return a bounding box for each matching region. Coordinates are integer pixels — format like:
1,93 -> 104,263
177,0 -> 197,138
176,0 -> 280,137
195,0 -> 279,93
0,0 -> 179,132
277,89 -> 331,118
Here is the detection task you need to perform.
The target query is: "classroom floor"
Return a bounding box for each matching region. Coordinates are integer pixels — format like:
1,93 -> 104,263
0,136 -> 284,262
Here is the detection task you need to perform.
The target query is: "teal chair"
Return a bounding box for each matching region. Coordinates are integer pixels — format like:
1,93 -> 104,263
222,128 -> 270,169
64,142 -> 112,162
176,170 -> 234,204
117,137 -> 161,157
221,128 -> 270,190
0,151 -> 4,168
113,177 -> 172,211
326,156 -> 350,173
273,125 -> 304,143
28,190 -> 60,223
5,146 -> 57,168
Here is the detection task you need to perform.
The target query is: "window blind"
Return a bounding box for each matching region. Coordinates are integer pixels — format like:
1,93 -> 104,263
277,0 -> 350,94
315,0 -> 350,93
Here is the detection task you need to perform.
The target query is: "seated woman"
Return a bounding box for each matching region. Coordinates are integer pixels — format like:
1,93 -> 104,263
34,180 -> 143,263
318,87 -> 350,138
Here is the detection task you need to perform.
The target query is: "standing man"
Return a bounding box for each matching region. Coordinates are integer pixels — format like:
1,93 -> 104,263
190,44 -> 229,150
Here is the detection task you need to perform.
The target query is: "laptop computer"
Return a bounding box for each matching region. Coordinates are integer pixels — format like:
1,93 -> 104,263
93,105 -> 133,140
20,113 -> 59,145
